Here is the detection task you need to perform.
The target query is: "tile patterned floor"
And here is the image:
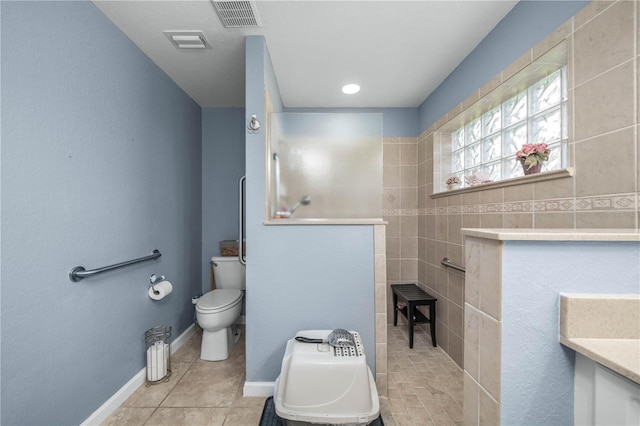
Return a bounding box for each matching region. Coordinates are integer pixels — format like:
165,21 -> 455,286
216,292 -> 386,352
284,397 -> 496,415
102,325 -> 462,425
384,325 -> 463,426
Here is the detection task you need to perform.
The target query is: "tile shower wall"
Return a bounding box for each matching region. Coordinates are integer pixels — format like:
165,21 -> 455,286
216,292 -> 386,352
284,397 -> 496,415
384,136 -> 419,290
384,134 -> 466,368
392,0 -> 639,369
374,224 -> 388,396
383,137 -> 419,282
383,140 -> 419,327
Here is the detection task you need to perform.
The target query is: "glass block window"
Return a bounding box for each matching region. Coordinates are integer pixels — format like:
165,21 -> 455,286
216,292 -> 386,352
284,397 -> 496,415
450,67 -> 568,186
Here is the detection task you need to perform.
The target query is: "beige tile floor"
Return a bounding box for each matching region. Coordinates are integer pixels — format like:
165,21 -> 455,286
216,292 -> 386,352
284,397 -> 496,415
385,325 -> 463,426
103,325 -> 462,426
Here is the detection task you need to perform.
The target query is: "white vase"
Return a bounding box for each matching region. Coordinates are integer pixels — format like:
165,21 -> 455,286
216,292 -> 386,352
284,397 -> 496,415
447,183 -> 460,191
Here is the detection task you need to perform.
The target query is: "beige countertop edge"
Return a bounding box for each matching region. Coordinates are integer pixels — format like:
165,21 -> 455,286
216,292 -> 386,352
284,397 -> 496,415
264,218 -> 387,226
461,228 -> 640,241
560,336 -> 640,384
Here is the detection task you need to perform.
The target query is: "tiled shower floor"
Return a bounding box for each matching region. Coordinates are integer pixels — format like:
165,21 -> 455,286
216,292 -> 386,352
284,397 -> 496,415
102,325 -> 462,425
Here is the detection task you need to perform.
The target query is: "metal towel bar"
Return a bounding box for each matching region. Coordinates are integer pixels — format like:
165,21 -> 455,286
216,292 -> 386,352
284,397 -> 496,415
441,257 -> 465,273
69,249 -> 161,282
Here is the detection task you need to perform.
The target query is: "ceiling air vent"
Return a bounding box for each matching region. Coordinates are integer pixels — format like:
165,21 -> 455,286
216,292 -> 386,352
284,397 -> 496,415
212,1 -> 262,28
164,31 -> 211,49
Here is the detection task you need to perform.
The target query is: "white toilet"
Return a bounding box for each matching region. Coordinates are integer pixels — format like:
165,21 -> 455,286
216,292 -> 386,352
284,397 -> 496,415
195,256 -> 245,361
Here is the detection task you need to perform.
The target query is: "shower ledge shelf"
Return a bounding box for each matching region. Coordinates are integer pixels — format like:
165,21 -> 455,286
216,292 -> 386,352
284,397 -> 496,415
264,218 -> 387,226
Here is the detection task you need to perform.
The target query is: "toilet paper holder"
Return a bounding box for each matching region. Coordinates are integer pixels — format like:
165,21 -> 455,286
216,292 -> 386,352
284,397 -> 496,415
149,274 -> 165,294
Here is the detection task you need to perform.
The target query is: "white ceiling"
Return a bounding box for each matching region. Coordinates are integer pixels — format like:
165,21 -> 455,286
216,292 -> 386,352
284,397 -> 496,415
93,0 -> 518,108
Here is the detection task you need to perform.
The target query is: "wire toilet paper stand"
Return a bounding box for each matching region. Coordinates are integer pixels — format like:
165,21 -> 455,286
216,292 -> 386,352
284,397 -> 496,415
145,326 -> 172,386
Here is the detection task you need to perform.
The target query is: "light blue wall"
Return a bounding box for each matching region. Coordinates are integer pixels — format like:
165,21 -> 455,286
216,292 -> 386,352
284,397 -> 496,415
1,2 -> 202,424
418,0 -> 590,132
0,1 -> 3,423
501,241 -> 640,425
284,107 -> 419,137
201,108 -> 245,292
244,36 -> 376,382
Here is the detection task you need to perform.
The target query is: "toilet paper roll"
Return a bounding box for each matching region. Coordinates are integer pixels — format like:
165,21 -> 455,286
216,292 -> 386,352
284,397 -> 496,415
148,280 -> 173,301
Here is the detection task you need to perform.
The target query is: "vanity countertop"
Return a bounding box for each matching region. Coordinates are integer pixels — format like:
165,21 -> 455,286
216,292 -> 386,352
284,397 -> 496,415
461,228 -> 640,242
560,337 -> 640,384
559,294 -> 640,384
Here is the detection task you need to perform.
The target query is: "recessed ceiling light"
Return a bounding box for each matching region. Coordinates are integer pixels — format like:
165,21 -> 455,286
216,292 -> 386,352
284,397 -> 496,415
342,84 -> 360,95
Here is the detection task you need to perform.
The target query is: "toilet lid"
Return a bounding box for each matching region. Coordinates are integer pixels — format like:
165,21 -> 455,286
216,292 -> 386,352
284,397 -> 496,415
197,289 -> 242,312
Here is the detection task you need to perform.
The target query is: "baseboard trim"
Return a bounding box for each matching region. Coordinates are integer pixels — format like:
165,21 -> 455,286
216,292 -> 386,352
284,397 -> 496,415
81,323 -> 197,425
170,323 -> 197,355
243,381 -> 275,397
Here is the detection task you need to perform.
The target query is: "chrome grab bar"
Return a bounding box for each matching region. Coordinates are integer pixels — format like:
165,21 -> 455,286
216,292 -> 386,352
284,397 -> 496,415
273,153 -> 280,210
441,257 -> 465,273
69,249 -> 161,282
238,176 -> 246,265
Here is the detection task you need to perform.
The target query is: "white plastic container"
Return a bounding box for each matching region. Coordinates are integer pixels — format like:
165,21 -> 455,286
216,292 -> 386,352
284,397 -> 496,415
274,330 -> 380,425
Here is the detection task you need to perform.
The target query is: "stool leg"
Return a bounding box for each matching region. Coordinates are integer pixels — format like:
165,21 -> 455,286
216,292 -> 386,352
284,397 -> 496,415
393,292 -> 398,326
430,302 -> 437,347
408,303 -> 414,348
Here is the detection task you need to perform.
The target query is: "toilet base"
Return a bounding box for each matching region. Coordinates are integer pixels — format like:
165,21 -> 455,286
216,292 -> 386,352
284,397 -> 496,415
200,324 -> 241,361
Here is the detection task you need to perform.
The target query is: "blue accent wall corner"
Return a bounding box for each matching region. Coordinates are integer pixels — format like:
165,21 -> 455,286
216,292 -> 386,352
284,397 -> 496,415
1,2 -> 202,424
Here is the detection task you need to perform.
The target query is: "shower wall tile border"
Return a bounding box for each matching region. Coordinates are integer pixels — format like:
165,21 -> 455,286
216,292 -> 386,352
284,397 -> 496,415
385,193 -> 637,217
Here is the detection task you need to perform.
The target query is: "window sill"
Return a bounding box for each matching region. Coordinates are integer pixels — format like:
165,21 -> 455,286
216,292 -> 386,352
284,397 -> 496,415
431,167 -> 574,199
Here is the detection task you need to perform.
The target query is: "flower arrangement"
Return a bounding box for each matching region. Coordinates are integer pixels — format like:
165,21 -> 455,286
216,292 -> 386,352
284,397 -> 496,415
516,143 -> 550,171
465,171 -> 491,186
446,176 -> 461,185
445,175 -> 461,190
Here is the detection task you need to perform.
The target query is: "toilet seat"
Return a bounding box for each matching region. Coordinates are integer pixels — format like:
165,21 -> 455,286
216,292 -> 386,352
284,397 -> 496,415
196,289 -> 242,314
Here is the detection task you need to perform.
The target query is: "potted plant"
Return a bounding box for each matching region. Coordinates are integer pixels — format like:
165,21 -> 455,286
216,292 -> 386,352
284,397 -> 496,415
446,176 -> 461,190
516,143 -> 550,175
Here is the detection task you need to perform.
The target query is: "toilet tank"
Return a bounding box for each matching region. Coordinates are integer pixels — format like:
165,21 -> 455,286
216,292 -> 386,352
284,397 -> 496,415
211,257 -> 245,290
